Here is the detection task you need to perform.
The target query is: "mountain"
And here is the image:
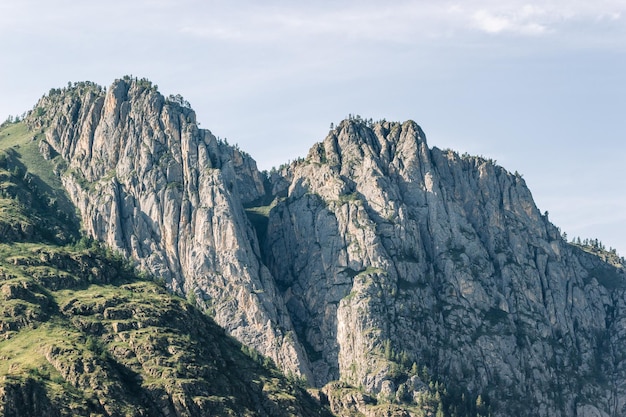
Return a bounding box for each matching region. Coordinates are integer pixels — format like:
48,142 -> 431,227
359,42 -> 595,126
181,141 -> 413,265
264,119 -> 626,416
2,76 -> 624,416
0,113 -> 332,416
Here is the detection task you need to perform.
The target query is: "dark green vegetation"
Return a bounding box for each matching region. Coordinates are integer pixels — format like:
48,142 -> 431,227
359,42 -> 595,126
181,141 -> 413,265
0,121 -> 332,416
0,122 -> 77,245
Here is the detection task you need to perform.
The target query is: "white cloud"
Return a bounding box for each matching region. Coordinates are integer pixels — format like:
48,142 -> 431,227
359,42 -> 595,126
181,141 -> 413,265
471,9 -> 548,35
472,10 -> 514,34
461,1 -> 625,36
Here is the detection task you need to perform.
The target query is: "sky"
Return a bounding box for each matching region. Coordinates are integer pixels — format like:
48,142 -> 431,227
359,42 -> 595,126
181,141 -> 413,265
1,0 -> 625,255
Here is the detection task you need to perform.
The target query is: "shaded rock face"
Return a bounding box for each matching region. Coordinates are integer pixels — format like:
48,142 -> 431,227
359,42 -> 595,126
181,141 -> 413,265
28,81 -> 626,416
0,378 -> 60,417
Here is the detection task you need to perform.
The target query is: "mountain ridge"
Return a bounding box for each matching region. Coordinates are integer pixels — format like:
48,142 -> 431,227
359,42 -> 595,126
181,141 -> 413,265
3,76 -> 624,416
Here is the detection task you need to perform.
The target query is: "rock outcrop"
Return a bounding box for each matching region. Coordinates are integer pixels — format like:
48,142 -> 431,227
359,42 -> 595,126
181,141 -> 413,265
27,78 -> 311,380
264,119 -> 626,416
24,79 -> 626,416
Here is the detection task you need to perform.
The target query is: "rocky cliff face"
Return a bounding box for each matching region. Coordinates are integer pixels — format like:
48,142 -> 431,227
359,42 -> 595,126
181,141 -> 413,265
25,79 -> 626,417
27,78 -> 311,380
264,119 -> 626,416
0,135 -> 333,417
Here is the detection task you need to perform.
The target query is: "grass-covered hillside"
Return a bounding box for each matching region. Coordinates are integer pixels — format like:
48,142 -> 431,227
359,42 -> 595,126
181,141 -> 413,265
0,120 -> 333,416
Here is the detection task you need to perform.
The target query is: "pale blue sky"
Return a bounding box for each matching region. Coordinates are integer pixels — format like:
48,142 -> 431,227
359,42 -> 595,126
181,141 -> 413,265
1,0 -> 625,255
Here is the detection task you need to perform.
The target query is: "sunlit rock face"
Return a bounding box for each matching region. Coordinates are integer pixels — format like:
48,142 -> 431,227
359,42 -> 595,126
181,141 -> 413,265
265,118 -> 626,416
29,79 -> 311,380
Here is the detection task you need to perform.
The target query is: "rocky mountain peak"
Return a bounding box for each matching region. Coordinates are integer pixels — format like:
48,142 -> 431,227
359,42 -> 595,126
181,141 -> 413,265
16,77 -> 626,416
26,78 -> 311,381
264,114 -> 626,415
308,119 -> 427,175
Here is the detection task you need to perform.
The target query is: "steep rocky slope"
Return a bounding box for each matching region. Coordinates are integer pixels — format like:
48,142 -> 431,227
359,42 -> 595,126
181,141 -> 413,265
264,119 -> 626,416
26,79 -> 311,380
0,127 -> 333,416
21,78 -> 626,416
